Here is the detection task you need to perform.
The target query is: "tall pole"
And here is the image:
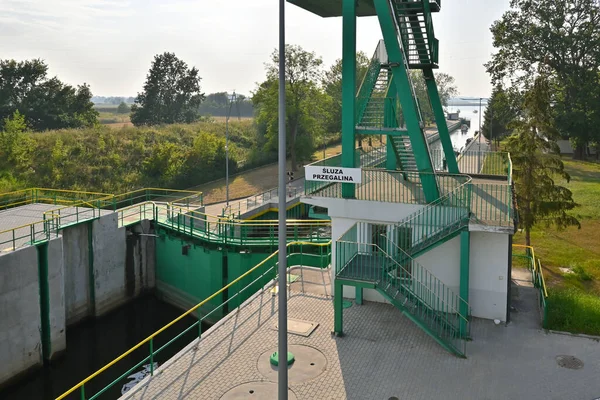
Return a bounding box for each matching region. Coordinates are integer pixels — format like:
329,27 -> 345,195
277,0 -> 288,398
225,97 -> 230,207
225,91 -> 236,208
478,97 -> 482,172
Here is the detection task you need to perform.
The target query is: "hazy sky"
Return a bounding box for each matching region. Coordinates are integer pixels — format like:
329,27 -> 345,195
0,0 -> 510,98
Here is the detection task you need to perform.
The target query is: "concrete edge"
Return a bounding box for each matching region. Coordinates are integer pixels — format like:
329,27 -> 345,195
547,330 -> 600,342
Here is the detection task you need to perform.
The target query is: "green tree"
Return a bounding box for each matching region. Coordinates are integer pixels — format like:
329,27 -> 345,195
0,59 -> 98,131
117,101 -> 130,114
411,71 -> 458,125
506,74 -> 580,246
253,45 -> 332,171
486,0 -> 600,159
322,52 -> 370,136
131,52 -> 205,126
481,85 -> 520,147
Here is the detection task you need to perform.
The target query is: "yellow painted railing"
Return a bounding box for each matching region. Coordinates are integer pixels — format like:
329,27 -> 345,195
56,240 -> 332,400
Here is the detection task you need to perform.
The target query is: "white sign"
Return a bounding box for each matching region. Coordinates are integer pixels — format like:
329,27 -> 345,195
305,166 -> 362,184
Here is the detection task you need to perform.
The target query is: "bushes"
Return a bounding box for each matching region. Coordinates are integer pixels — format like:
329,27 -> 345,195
0,121 -> 260,193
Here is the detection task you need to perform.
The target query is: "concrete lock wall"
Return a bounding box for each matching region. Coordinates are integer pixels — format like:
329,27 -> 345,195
46,238 -> 67,360
62,214 -> 154,324
92,214 -> 128,317
0,246 -> 43,387
62,222 -> 91,325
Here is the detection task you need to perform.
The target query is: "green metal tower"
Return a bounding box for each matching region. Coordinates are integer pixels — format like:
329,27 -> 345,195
288,0 -> 458,203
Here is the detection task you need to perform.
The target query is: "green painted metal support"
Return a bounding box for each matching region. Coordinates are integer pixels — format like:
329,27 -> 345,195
460,230 -> 470,336
355,287 -> 363,305
384,74 -> 398,170
341,0 -> 357,199
334,279 -> 344,335
88,221 -> 96,316
36,243 -> 51,363
424,68 -> 458,173
373,0 -> 439,202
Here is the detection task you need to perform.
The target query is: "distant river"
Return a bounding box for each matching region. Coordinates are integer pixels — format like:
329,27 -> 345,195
429,105 -> 487,153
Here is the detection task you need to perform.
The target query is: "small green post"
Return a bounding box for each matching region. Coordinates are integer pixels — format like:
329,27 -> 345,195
334,279 -> 344,336
459,230 -> 470,337
80,385 -> 86,400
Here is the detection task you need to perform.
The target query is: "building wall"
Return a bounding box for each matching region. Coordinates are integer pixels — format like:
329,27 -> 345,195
311,196 -> 511,321
469,231 -> 509,321
0,246 -> 42,387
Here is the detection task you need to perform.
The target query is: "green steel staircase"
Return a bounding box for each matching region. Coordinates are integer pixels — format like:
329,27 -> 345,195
337,228 -> 469,357
336,176 -> 472,356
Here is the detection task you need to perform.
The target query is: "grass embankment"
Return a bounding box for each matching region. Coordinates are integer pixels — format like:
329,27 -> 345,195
513,158 -> 600,334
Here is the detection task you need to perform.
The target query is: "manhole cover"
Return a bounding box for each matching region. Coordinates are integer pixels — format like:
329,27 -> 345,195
220,382 -> 297,399
272,318 -> 319,337
556,355 -> 584,370
258,344 -> 327,384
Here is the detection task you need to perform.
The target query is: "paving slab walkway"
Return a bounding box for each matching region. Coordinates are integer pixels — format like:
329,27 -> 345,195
122,268 -> 600,400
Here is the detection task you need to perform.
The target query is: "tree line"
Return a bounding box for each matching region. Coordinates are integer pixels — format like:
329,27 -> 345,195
0,45 -> 459,195
481,0 -> 600,245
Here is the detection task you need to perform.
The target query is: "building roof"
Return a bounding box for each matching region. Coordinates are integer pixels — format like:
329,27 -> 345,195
286,0 -> 377,18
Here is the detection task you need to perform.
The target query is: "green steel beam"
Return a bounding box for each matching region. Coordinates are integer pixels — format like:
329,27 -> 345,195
334,279 -> 344,335
424,68 -> 459,173
355,287 -> 363,305
36,243 -> 51,363
384,74 -> 398,170
373,0 -> 440,202
460,230 -> 470,335
88,221 -> 96,316
341,0 -> 357,199
335,278 -> 377,289
355,128 -> 408,136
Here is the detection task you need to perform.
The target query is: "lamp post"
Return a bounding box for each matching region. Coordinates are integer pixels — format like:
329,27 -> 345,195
277,0 -> 288,398
225,92 -> 236,207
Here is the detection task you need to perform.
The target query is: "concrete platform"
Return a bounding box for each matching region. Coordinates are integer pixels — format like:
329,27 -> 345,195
0,203 -> 111,252
121,267 -> 600,400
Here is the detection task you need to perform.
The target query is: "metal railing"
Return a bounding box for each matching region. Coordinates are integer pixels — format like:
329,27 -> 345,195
55,240 -> 331,400
0,218 -> 59,253
388,178 -> 472,255
469,182 -> 513,226
0,188 -> 112,211
512,244 -> 548,328
161,205 -> 330,246
222,185 -> 303,219
306,168 -> 470,205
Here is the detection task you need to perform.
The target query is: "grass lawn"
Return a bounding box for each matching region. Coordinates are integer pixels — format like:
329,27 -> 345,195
513,157 -> 600,334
